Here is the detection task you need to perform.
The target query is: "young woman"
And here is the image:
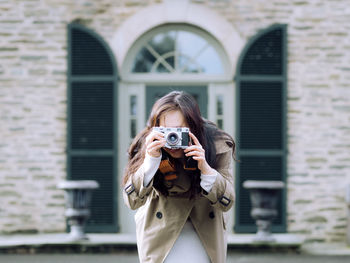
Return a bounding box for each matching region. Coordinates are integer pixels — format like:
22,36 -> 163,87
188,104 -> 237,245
122,91 -> 235,263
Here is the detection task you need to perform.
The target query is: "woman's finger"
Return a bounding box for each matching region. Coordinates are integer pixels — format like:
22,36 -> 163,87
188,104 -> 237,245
184,145 -> 204,153
185,150 -> 204,157
148,139 -> 166,150
146,131 -> 164,145
192,156 -> 205,161
189,132 -> 201,147
147,139 -> 166,157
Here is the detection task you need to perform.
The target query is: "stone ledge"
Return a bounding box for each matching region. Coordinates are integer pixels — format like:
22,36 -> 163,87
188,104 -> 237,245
0,233 -> 304,254
227,234 -> 303,253
301,242 -> 350,256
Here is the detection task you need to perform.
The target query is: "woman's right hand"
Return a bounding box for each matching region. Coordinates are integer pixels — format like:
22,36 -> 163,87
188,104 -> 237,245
145,130 -> 166,158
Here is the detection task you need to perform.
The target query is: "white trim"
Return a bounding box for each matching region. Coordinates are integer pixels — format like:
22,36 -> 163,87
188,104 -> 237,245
118,82 -> 146,234
208,83 -> 235,137
111,0 -> 244,79
209,82 -> 236,231
121,74 -> 233,84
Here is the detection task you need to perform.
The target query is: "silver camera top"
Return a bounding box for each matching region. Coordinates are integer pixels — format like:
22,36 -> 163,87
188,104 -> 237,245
153,127 -> 190,149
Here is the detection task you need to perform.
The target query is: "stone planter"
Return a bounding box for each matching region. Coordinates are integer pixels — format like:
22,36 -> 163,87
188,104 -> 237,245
243,180 -> 285,242
57,180 -> 99,241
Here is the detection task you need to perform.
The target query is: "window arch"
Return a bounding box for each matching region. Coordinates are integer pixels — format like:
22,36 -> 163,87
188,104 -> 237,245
67,22 -> 119,232
124,25 -> 230,79
235,24 -> 288,233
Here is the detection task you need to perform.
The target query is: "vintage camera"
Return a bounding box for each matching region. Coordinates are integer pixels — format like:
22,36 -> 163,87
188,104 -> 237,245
153,127 -> 190,149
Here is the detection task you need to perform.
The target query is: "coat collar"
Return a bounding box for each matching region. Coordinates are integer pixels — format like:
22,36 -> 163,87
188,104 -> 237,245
214,138 -> 233,154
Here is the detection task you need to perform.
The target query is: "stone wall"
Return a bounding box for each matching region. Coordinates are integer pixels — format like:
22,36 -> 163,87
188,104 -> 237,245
0,0 -> 161,234
0,0 -> 350,243
191,0 -> 350,243
0,0 -> 70,233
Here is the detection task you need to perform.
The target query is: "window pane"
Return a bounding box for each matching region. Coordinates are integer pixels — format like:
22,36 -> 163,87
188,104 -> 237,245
197,46 -> 224,74
165,56 -> 175,69
179,55 -> 201,73
156,63 -> 170,73
130,95 -> 137,116
177,31 -> 206,66
130,119 -> 137,138
216,95 -> 223,115
149,31 -> 175,56
217,119 -> 223,129
132,47 -> 155,72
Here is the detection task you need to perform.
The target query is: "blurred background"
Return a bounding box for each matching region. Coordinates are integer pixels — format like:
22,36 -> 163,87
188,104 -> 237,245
1,0 -> 350,260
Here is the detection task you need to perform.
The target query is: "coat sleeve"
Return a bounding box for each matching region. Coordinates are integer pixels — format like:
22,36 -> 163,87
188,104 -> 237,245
123,164 -> 154,210
201,141 -> 235,212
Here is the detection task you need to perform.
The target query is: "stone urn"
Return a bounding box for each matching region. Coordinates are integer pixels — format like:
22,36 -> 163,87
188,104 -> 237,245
58,180 -> 99,241
243,180 -> 285,242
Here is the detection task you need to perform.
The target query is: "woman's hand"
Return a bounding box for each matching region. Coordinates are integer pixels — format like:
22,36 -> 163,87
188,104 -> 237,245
145,130 -> 166,158
184,132 -> 216,175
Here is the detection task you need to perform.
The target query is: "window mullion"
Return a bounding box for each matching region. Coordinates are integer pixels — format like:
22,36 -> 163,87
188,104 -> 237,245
146,44 -> 174,72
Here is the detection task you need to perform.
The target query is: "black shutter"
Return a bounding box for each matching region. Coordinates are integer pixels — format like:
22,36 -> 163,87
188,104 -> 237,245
67,23 -> 118,232
235,24 -> 287,233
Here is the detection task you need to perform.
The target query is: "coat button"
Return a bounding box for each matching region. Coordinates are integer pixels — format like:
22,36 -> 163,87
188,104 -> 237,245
209,211 -> 215,219
156,212 -> 163,219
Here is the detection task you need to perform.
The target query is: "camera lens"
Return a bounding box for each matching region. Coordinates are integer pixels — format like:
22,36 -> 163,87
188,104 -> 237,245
166,132 -> 179,146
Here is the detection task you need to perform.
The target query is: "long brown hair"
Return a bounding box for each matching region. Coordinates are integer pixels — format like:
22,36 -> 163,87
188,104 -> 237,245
122,91 -> 235,196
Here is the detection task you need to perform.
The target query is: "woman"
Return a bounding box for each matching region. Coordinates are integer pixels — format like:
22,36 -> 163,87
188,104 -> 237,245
122,91 -> 235,263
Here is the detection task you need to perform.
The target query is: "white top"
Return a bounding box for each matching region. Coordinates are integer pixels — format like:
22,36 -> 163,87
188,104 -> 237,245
164,220 -> 210,262
142,152 -> 216,262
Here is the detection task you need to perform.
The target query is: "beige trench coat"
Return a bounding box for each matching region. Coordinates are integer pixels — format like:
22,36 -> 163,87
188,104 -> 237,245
123,138 -> 235,263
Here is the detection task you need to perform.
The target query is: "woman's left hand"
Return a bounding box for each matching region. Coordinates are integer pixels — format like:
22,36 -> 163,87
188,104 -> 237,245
184,132 -> 216,175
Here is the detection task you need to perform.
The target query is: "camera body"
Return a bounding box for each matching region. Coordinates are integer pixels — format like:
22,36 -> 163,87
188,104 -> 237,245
153,127 -> 190,149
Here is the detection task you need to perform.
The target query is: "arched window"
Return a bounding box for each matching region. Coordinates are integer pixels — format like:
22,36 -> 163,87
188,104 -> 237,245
121,25 -> 230,131
67,23 -> 119,232
124,25 -> 230,79
132,28 -> 224,74
235,24 -> 288,233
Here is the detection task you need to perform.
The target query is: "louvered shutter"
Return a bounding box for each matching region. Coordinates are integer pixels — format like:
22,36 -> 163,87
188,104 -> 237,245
67,23 -> 118,232
235,25 -> 287,233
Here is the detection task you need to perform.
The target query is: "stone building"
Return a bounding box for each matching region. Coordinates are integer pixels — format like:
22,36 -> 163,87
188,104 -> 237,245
1,0 -> 350,245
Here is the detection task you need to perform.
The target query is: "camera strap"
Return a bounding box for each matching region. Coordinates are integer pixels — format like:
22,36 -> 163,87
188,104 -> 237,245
183,165 -> 197,171
183,156 -> 198,171
159,159 -> 177,181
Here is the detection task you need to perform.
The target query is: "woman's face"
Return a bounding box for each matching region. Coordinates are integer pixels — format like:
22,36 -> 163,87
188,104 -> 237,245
159,110 -> 188,159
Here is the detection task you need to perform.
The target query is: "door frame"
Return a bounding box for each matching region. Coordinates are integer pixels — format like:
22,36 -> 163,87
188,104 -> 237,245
117,81 -> 235,234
